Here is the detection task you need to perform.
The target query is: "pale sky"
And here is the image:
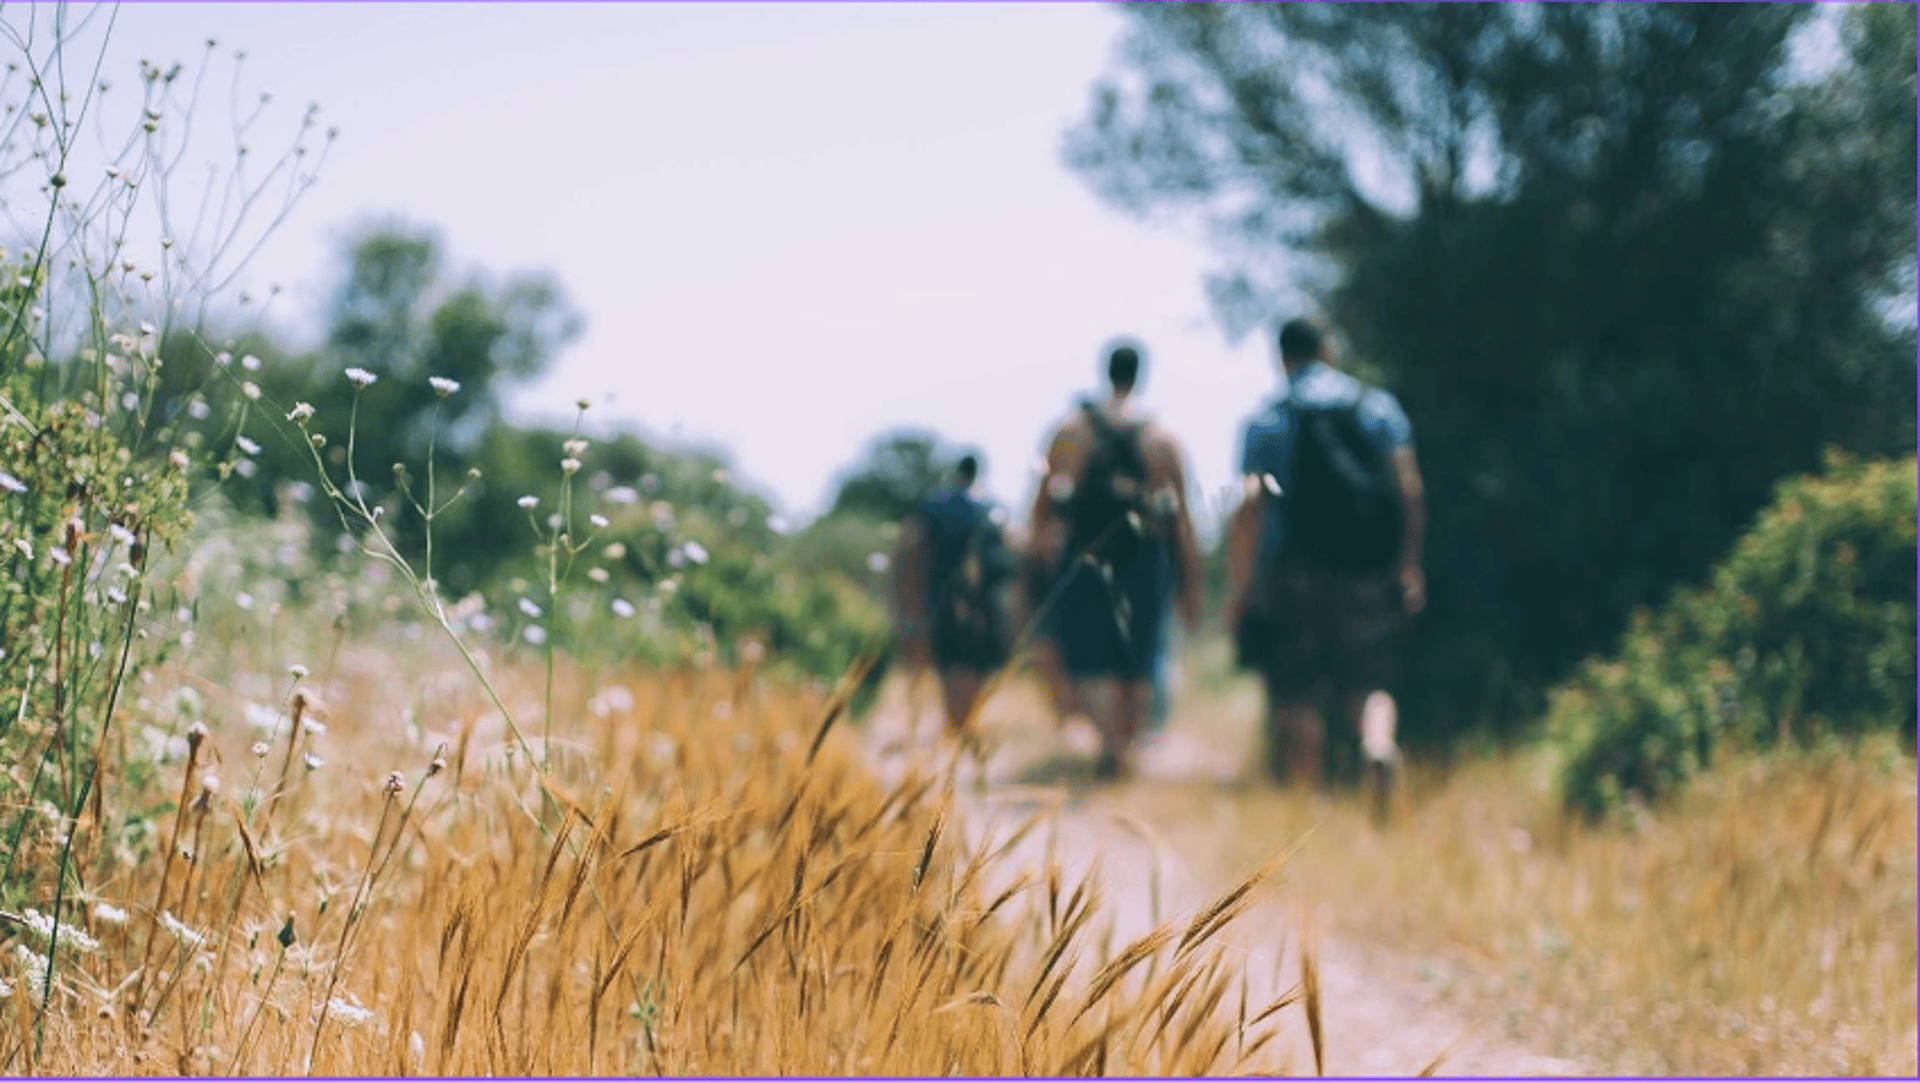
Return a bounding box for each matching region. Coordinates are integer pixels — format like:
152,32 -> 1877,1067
80,3 -> 1287,525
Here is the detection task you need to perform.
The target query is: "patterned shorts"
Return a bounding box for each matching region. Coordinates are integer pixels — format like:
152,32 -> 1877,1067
1235,563 -> 1401,700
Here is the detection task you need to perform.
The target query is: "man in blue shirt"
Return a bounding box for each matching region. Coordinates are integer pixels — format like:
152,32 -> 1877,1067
1223,317 -> 1427,818
892,454 -> 1015,734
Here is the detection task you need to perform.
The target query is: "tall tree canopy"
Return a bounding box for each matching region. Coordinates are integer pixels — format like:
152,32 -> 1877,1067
827,429 -> 968,523
1068,3 -> 1916,742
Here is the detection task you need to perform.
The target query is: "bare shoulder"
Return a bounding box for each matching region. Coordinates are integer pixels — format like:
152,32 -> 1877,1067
1046,412 -> 1091,463
1141,420 -> 1188,469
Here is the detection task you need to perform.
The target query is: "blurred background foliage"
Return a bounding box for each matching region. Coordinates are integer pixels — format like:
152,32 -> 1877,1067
1064,3 -> 1916,761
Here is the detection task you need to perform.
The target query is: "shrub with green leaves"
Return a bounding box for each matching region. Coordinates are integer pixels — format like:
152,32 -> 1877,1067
1552,452 -> 1917,818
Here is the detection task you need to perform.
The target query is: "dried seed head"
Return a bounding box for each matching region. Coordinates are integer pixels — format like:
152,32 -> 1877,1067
427,755 -> 446,778
383,771 -> 405,796
186,722 -> 208,750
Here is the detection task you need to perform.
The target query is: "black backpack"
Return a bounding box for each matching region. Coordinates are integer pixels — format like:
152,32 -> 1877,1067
1280,395 -> 1405,576
1062,402 -> 1156,560
923,494 -> 1015,658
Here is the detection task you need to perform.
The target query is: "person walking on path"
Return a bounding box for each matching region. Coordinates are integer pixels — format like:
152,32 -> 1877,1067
1029,343 -> 1203,778
1224,316 -> 1426,819
891,454 -> 1017,734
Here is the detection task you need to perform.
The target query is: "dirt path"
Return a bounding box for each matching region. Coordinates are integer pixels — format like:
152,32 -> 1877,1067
861,678 -> 1585,1077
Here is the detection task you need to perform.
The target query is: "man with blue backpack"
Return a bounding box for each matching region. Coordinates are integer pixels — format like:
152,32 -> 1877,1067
1224,317 -> 1427,820
892,453 -> 1017,734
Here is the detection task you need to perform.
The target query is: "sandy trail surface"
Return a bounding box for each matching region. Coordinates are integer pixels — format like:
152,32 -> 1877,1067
861,678 -> 1586,1077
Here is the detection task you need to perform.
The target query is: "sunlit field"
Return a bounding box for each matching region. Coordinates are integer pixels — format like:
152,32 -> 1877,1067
1068,642 -> 1920,1078
3,4 -> 1914,1078
8,636 -> 1321,1076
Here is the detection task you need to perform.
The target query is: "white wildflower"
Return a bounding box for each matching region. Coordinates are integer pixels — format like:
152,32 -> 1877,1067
20,908 -> 100,953
610,598 -> 635,619
302,752 -> 324,771
605,485 -> 638,505
286,402 -> 315,423
428,376 -> 460,397
157,910 -> 206,949
12,539 -> 30,559
560,457 -> 582,476
105,585 -> 127,606
109,524 -> 135,546
187,398 -> 212,421
240,354 -> 261,372
682,541 -> 709,566
12,944 -> 46,1005
516,495 -> 538,510
289,663 -> 309,680
589,514 -> 609,529
866,552 -> 891,574
564,439 -> 589,457
48,546 -> 70,567
302,718 -> 326,736
603,542 -> 627,560
245,703 -> 282,736
92,902 -> 127,926
523,625 -> 547,646
383,771 -> 405,796
323,993 -> 375,1028
250,741 -> 270,758
344,367 -> 377,388
0,471 -> 24,494
235,591 -> 255,611
236,435 -> 261,456
517,598 -> 542,618
587,567 -> 609,584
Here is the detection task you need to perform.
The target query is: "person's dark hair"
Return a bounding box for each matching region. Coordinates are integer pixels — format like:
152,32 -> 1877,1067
1107,344 -> 1142,392
1278,317 -> 1326,362
954,453 -> 979,484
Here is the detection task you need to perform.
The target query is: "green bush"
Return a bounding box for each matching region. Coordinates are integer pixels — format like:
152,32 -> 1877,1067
1552,452 -> 1917,818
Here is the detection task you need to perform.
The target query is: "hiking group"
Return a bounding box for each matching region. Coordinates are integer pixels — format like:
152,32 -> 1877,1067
891,316 -> 1426,813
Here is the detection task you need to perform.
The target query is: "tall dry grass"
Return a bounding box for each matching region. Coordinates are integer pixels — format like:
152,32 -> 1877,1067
7,641 -> 1312,1076
1148,641 -> 1918,1076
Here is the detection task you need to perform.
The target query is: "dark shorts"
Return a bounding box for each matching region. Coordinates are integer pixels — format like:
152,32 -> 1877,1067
929,586 -> 1011,673
1236,564 -> 1401,700
1048,545 -> 1170,681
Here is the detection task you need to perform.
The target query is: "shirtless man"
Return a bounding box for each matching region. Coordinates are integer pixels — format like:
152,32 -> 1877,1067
1028,343 -> 1203,777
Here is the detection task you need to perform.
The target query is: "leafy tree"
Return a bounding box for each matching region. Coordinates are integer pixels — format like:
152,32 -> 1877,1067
826,429 -> 965,523
1067,3 -> 1916,744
